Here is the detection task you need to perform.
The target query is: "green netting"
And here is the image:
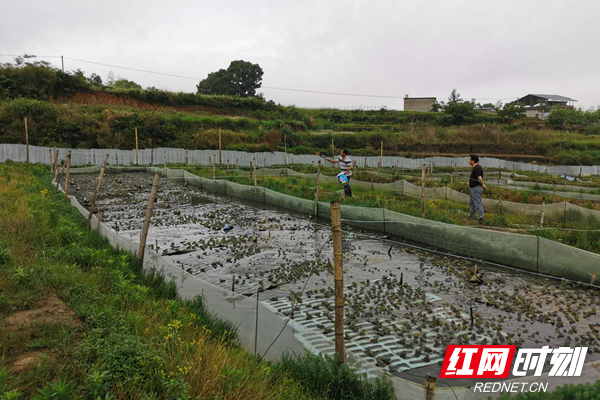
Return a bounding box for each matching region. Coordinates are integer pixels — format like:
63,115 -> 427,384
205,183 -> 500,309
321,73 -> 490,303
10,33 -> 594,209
383,210 -> 539,272
225,181 -> 266,203
538,237 -> 600,282
339,204 -> 385,232
266,189 -> 314,215
201,179 -> 227,194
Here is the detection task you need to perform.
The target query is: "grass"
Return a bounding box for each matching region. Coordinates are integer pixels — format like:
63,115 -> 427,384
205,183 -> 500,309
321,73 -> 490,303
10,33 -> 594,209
180,165 -> 600,254
0,162 -> 395,400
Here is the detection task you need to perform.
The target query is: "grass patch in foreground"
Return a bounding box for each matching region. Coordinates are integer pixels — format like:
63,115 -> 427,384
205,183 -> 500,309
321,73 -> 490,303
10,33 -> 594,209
0,162 -> 397,399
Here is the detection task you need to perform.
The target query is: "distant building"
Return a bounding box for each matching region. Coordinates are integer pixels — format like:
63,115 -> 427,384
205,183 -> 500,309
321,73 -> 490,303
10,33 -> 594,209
403,95 -> 436,112
516,94 -> 577,120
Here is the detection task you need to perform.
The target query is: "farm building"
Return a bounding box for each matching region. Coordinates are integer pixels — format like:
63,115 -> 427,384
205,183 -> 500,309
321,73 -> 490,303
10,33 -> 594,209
516,94 -> 577,120
403,95 -> 436,112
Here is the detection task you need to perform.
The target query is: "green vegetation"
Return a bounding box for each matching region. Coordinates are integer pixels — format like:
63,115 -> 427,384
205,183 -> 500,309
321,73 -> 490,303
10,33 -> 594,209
0,163 -> 394,400
2,59 -> 600,164
197,60 -> 264,98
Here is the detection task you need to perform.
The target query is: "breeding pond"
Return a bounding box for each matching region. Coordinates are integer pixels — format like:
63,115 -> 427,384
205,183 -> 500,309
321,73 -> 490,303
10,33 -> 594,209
69,172 -> 600,380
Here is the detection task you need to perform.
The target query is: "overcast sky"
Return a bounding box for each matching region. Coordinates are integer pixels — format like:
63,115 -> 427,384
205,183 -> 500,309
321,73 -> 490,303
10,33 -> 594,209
1,0 -> 599,110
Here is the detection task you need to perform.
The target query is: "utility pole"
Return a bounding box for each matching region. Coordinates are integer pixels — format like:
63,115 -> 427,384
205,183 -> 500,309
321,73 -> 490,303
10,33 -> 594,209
61,55 -> 64,72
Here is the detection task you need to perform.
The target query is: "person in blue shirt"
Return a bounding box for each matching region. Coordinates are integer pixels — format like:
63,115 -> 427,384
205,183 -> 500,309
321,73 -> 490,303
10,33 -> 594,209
326,149 -> 354,197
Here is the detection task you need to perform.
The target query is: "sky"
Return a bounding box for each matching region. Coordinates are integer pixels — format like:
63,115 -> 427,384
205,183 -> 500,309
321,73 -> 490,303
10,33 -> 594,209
1,0 -> 599,110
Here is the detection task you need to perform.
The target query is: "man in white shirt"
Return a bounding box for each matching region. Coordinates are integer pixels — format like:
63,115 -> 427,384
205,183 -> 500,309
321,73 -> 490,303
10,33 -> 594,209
326,149 -> 354,197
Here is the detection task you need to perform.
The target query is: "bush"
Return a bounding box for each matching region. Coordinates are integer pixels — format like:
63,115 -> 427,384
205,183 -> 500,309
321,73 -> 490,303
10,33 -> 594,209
274,352 -> 396,400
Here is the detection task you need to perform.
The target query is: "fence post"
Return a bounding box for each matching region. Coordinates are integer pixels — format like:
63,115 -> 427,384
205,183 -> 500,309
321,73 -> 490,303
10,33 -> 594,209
541,198 -> 545,226
135,127 -> 139,164
93,153 -> 96,166
331,138 -> 334,158
56,156 -> 68,188
553,183 -> 556,201
186,150 -> 189,167
284,134 -> 288,166
64,151 -> 72,201
421,164 -> 426,218
236,159 -> 238,173
53,148 -> 59,177
49,149 -> 54,173
24,117 -> 29,163
138,173 -> 161,265
380,140 -> 383,168
330,200 -> 346,363
116,153 -> 119,166
426,376 -> 437,400
314,160 -> 321,215
253,158 -> 257,188
213,154 -> 216,180
87,154 -> 109,230
219,129 -> 222,165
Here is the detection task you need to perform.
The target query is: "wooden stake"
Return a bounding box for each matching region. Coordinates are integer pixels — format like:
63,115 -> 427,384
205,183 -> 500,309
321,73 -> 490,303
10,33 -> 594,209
330,200 -> 345,363
56,156 -> 68,188
426,376 -> 436,400
93,153 -> 96,166
421,164 -> 426,218
331,138 -> 334,158
284,134 -> 288,166
219,129 -> 222,165
213,155 -> 216,180
553,183 -> 556,201
115,153 -> 119,166
135,127 -> 139,164
186,150 -> 189,167
138,173 -> 161,265
433,183 -> 438,200
64,151 -> 72,201
24,117 -> 29,163
53,148 -> 59,177
98,211 -> 104,223
380,140 -> 383,168
591,273 -> 597,286
49,149 -> 54,173
314,161 -> 321,215
87,154 -> 109,229
253,158 -> 257,188
541,198 -> 546,226
236,159 -> 238,173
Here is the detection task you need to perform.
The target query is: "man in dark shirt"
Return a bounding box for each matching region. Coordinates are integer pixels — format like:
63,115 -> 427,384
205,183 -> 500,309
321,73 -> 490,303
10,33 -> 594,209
468,155 -> 487,223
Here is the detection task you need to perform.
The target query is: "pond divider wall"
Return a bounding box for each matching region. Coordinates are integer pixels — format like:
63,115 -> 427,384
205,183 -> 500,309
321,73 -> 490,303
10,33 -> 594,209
3,143 -> 600,176
67,165 -> 600,286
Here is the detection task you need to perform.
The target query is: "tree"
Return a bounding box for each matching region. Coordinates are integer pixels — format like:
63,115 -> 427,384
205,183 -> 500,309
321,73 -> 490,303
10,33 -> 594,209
112,78 -> 142,90
197,60 -> 263,97
87,73 -> 103,87
448,88 -> 462,103
497,102 -> 525,122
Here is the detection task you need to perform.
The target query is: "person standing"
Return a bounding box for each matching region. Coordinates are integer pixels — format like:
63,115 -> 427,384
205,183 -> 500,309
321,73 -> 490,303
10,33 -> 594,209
468,155 -> 487,224
326,149 -> 354,197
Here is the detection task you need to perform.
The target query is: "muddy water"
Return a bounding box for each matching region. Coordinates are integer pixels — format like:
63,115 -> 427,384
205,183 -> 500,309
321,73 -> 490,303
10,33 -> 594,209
69,172 -> 600,379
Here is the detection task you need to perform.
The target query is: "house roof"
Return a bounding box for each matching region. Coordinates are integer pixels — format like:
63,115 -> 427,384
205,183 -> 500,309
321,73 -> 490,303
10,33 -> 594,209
529,94 -> 576,102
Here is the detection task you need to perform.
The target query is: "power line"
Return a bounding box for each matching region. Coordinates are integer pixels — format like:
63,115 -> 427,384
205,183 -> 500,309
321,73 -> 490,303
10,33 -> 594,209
0,53 -> 517,101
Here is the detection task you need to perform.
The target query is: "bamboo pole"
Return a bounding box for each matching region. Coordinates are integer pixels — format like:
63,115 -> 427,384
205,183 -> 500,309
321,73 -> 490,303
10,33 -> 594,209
213,155 -> 216,180
24,117 -> 29,163
236,159 -> 238,173
53,148 -> 59,178
380,140 -> 383,168
87,154 -> 109,229
284,134 -> 288,166
56,156 -> 68,188
421,164 -> 426,218
541,198 -> 546,226
49,149 -> 54,173
331,138 -> 334,158
115,153 -> 119,166
219,129 -> 222,165
186,150 -> 189,167
330,200 -> 345,363
253,158 -> 257,188
138,173 -> 161,265
64,151 -> 72,201
135,127 -> 139,164
93,153 -> 96,166
314,160 -> 321,215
